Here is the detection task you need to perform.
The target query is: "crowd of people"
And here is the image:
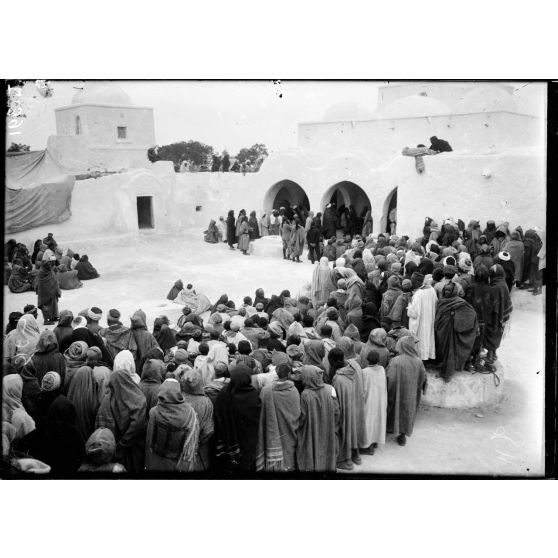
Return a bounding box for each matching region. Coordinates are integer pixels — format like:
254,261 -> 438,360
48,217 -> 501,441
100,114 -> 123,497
2,215 -> 546,475
4,233 -> 100,325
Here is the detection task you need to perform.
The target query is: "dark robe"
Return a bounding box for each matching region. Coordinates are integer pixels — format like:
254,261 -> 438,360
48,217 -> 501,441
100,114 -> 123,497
166,279 -> 184,301
40,395 -> 85,475
296,367 -> 338,472
386,341 -> 426,436
226,215 -> 236,246
21,331 -> 66,418
67,366 -> 100,442
130,310 -> 160,373
332,365 -> 358,464
485,273 -> 513,352
322,208 -> 337,238
36,262 -> 60,321
75,259 -> 99,280
465,279 -> 494,360
102,323 -> 138,360
139,359 -> 164,416
54,310 -> 74,353
429,137 -> 452,152
214,365 -> 261,472
95,369 -> 147,473
8,264 -> 34,293
435,295 -> 478,378
360,302 -> 382,342
256,379 -> 300,472
153,321 -> 177,353
182,389 -> 214,472
71,327 -> 114,368
248,216 -> 260,240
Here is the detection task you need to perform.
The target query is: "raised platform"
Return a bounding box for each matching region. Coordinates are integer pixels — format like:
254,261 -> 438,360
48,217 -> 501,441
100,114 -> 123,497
422,363 -> 505,409
250,235 -> 283,258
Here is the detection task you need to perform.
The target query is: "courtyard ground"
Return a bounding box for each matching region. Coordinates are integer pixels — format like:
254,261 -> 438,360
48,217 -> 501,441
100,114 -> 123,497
3,231 -> 546,477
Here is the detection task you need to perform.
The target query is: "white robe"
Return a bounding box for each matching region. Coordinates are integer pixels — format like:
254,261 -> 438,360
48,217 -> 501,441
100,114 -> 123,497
407,285 -> 438,360
361,364 -> 387,445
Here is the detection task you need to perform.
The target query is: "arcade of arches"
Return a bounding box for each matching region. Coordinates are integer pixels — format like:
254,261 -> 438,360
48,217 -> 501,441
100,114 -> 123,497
264,179 -> 397,234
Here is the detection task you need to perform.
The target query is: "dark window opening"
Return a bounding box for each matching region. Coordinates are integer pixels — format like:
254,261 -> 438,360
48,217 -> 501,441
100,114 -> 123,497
137,196 -> 154,229
75,115 -> 81,135
117,126 -> 127,139
195,205 -> 202,212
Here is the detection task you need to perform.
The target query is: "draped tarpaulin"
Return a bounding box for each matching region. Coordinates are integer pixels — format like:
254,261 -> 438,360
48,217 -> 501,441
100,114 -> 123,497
5,150 -> 75,233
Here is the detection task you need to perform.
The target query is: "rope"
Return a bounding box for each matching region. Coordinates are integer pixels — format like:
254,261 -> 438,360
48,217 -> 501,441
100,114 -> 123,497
471,367 -> 501,387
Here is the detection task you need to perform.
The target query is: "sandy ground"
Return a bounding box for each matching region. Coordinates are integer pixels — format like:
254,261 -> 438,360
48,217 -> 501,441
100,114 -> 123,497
3,231 -> 546,477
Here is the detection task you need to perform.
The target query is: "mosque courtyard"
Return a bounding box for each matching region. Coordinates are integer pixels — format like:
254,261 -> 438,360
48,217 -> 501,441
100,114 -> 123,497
3,230 -> 546,477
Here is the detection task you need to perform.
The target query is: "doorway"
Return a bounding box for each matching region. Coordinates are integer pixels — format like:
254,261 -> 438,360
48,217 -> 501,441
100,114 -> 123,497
265,180 -> 310,212
137,196 -> 154,229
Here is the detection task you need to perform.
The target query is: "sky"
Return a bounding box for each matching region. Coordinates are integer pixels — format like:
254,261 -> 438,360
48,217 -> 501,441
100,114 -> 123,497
7,80 -> 546,155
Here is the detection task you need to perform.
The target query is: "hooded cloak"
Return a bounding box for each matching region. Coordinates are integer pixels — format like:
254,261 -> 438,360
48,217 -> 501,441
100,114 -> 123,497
95,369 -> 147,473
296,366 -> 338,472
386,336 -> 426,436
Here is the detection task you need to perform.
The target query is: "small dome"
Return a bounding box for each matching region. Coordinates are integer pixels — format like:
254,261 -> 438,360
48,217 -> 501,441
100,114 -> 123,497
72,83 -> 133,106
456,86 -> 517,114
377,95 -> 450,118
323,102 -> 372,121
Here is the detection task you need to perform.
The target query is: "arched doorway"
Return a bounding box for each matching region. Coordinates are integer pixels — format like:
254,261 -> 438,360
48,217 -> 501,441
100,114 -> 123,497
382,187 -> 397,234
264,180 -> 310,212
320,181 -> 372,234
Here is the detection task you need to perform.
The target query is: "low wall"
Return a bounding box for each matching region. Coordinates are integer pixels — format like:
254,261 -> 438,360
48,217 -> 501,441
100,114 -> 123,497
7,147 -> 545,253
422,364 -> 505,409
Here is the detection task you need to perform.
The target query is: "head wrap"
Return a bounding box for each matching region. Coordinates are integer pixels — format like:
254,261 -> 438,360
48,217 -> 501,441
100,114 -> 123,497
387,275 -> 401,289
410,272 -> 425,290
113,350 -> 137,380
442,282 -> 458,298
87,307 -> 102,321
369,328 -> 387,347
402,278 -> 413,292
179,367 -> 205,395
300,365 -> 325,390
286,344 -> 304,360
174,348 -> 189,364
336,336 -> 356,359
268,322 -> 283,336
271,351 -> 290,366
72,316 -> 88,329
344,323 -> 360,341
41,371 -> 61,392
326,308 -> 339,321
85,428 -> 117,466
86,346 -> 102,363
459,258 -> 473,272
443,265 -> 457,276
396,335 -> 420,358
66,341 -> 89,360
498,251 -> 511,262
108,309 -> 121,320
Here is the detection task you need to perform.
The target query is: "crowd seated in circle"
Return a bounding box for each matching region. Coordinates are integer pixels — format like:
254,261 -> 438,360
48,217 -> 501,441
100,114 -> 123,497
2,215 -> 545,475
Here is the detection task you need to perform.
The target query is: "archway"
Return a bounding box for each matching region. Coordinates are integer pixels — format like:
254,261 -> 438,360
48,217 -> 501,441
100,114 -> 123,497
382,187 -> 397,234
320,181 -> 372,233
264,180 -> 310,212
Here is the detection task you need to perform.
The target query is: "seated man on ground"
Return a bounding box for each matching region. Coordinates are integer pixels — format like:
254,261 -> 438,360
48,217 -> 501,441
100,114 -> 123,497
75,255 -> 100,280
171,282 -> 212,315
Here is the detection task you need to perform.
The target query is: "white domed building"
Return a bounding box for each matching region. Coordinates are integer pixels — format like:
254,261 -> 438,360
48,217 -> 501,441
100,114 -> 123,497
249,81 -> 545,236
48,82 -> 156,173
